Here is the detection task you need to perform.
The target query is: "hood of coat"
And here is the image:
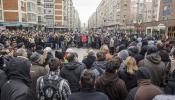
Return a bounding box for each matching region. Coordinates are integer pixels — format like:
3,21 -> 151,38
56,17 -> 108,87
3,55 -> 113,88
6,57 -> 31,86
146,53 -> 161,64
98,72 -> 119,86
64,61 -> 83,70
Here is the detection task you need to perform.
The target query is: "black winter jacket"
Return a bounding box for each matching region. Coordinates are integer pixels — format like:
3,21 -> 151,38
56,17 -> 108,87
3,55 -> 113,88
0,69 -> 7,97
119,69 -> 138,91
68,88 -> 109,100
1,80 -> 31,100
164,75 -> 175,95
61,61 -> 85,92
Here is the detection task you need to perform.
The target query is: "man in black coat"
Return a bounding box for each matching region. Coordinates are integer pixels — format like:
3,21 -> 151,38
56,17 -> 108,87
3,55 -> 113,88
1,57 -> 32,100
68,70 -> 109,100
0,69 -> 7,97
61,52 -> 85,92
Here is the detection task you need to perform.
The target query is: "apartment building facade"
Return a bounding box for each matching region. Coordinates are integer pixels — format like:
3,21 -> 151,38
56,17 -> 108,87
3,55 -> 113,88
0,0 -> 46,28
0,0 -> 28,27
37,0 -> 45,26
27,0 -> 37,25
0,0 -> 80,31
88,0 -> 138,31
88,0 -> 163,32
0,0 -> 4,22
159,0 -> 175,20
159,0 -> 175,38
44,0 -> 80,32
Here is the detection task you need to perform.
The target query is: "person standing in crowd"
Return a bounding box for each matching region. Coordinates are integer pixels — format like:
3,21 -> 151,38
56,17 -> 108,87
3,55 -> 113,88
54,34 -> 60,49
0,50 -> 7,97
109,37 -> 115,55
138,46 -> 166,86
117,50 -> 129,70
68,69 -> 109,100
100,45 -> 112,61
59,34 -> 65,49
164,69 -> 175,95
119,56 -> 138,91
15,48 -> 28,58
170,40 -> 175,56
87,35 -> 92,47
30,52 -> 48,100
55,51 -> 65,69
91,51 -> 106,78
37,58 -> 71,100
60,52 -> 85,92
164,49 -> 175,94
96,34 -> 101,49
1,57 -> 32,100
82,50 -> 96,69
96,58 -> 128,100
170,49 -> 175,74
81,34 -> 87,47
126,67 -> 163,100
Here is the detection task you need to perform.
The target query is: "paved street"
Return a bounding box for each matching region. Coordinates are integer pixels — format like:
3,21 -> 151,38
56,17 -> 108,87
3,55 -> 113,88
69,48 -> 99,62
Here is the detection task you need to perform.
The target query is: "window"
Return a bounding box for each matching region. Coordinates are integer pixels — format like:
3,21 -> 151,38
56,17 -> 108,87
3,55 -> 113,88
44,3 -> 54,8
27,2 -> 37,11
27,13 -> 36,22
45,15 -> 54,19
21,1 -> 25,7
38,16 -> 42,23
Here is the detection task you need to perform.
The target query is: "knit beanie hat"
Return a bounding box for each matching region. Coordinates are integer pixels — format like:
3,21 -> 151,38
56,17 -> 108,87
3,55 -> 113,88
30,52 -> 41,63
118,50 -> 129,61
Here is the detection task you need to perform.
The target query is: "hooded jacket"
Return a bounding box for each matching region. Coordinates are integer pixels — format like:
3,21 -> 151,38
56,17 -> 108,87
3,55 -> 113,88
138,53 -> 166,86
126,80 -> 163,100
1,57 -> 32,100
60,61 -> 85,92
95,72 -> 128,100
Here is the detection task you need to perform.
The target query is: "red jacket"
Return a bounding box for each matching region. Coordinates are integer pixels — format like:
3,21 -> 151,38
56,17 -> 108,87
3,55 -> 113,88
81,35 -> 87,43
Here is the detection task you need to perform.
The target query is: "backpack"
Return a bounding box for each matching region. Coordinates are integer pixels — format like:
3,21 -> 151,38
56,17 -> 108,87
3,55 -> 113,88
40,75 -> 64,100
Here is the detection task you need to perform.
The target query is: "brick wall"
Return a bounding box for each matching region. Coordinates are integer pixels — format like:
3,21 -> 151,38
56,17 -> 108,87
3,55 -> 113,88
3,0 -> 18,10
4,12 -> 18,22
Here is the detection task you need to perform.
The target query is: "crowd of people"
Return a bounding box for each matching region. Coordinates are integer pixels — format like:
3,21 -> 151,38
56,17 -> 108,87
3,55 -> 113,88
0,29 -> 175,100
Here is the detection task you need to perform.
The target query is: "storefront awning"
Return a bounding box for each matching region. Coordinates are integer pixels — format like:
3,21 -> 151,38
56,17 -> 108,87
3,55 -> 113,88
0,22 -> 35,27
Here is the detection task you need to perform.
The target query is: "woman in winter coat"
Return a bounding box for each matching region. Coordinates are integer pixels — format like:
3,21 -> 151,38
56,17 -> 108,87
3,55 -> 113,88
119,56 -> 138,91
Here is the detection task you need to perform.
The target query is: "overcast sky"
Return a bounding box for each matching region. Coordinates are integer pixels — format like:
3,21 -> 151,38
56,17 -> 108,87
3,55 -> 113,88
73,0 -> 102,24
